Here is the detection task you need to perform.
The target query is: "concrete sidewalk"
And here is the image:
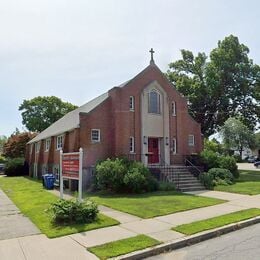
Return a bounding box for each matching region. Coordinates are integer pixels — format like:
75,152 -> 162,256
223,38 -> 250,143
1,187 -> 259,260
0,189 -> 40,240
49,189 -> 260,247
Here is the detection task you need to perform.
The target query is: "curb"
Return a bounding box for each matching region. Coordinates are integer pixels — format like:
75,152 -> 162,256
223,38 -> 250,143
115,216 -> 260,260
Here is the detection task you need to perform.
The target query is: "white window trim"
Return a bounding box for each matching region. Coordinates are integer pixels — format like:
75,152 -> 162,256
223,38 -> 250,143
91,129 -> 101,143
56,135 -> 63,150
148,89 -> 161,114
130,136 -> 135,153
130,96 -> 135,111
35,142 -> 41,153
172,138 -> 177,154
45,138 -> 51,152
172,101 -> 176,116
30,144 -> 33,154
188,134 -> 195,146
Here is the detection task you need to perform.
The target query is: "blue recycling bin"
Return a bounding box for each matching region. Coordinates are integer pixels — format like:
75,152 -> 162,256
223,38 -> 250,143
42,174 -> 55,188
45,176 -> 55,190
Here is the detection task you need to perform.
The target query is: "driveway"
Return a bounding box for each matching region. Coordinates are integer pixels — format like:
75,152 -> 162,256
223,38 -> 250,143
0,189 -> 40,240
237,163 -> 260,171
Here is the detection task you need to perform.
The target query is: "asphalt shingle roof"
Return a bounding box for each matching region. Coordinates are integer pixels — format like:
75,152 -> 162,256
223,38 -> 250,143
28,92 -> 109,144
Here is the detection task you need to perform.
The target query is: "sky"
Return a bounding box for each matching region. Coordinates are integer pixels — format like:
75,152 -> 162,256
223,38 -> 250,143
1,0 -> 260,136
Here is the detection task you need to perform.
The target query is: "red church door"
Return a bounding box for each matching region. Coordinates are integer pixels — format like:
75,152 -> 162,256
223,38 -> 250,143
148,138 -> 159,164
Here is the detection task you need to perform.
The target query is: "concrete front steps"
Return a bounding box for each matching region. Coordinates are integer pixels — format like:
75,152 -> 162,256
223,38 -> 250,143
160,166 -> 205,192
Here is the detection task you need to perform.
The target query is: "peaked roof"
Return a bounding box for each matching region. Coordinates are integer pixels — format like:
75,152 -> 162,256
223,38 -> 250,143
28,92 -> 109,144
28,63 -> 172,144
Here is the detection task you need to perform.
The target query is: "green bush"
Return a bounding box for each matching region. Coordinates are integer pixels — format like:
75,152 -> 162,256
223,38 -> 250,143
199,172 -> 214,189
158,181 -> 176,191
95,158 -> 158,193
96,158 -> 127,192
219,156 -> 239,178
200,150 -> 220,170
233,154 -> 242,163
208,168 -> 234,185
199,168 -> 233,189
49,199 -> 98,224
4,157 -> 25,176
124,168 -> 146,193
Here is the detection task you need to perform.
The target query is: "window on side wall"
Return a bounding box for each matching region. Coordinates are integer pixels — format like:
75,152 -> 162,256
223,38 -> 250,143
188,135 -> 195,146
45,138 -> 51,152
172,101 -> 176,116
56,135 -> 63,150
172,138 -> 177,154
130,136 -> 135,153
35,142 -> 41,153
91,129 -> 100,143
130,96 -> 135,111
148,90 -> 161,114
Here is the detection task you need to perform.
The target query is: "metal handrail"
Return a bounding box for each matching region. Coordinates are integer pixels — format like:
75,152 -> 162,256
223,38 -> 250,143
185,158 -> 202,176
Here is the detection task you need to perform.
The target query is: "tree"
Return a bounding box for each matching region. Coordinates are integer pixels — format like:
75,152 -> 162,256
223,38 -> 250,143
3,132 -> 37,158
0,135 -> 7,155
204,138 -> 223,154
220,118 -> 255,158
19,96 -> 78,132
166,35 -> 260,137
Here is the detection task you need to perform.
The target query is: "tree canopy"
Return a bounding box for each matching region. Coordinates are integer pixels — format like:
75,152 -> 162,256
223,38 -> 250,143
220,117 -> 255,157
19,96 -> 78,132
166,35 -> 260,137
3,132 -> 36,158
0,135 -> 7,155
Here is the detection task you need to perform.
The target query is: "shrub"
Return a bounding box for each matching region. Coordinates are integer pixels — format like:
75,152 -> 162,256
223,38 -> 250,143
199,172 -> 214,189
233,154 -> 242,163
199,168 -> 234,189
95,158 -> 158,193
49,199 -> 98,224
4,157 -> 25,176
124,168 -> 146,193
95,158 -> 127,192
200,150 -> 220,170
208,168 -> 234,185
219,156 -> 239,179
146,175 -> 159,192
158,181 -> 176,191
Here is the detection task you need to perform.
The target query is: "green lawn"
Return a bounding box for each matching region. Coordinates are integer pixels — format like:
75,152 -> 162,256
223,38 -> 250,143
88,235 -> 160,259
85,191 -> 225,218
0,177 -> 119,238
215,170 -> 260,195
173,208 -> 260,235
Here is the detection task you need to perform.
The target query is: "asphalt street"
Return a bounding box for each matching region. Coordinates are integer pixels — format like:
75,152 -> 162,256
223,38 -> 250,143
147,223 -> 260,260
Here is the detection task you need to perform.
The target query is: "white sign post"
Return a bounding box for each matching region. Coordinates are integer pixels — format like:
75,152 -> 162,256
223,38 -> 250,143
60,148 -> 83,202
60,149 -> 63,199
78,148 -> 83,202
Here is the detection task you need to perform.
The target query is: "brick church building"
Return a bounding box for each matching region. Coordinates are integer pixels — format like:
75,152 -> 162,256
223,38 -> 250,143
26,51 -> 203,186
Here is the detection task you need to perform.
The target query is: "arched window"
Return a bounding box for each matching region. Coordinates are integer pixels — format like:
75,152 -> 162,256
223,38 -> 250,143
148,90 -> 160,114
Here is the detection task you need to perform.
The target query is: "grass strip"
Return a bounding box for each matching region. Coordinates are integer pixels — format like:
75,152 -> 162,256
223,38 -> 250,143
88,235 -> 160,259
215,170 -> 260,195
0,176 -> 119,238
173,208 -> 260,235
85,191 -> 225,219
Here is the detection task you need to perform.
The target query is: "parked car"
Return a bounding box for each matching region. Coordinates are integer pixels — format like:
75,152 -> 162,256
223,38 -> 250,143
254,159 -> 260,168
247,156 -> 257,163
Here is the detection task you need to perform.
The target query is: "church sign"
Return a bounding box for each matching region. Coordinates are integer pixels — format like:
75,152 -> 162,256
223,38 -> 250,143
60,148 -> 83,201
62,154 -> 80,179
